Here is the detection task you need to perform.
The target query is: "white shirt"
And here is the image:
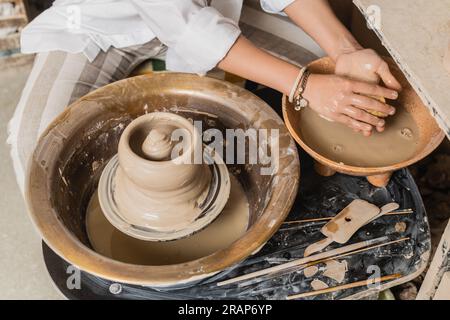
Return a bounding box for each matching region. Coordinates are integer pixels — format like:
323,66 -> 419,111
21,0 -> 295,74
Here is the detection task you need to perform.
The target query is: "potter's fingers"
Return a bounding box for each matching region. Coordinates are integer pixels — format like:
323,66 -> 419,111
353,127 -> 372,136
377,61 -> 402,91
363,130 -> 373,137
376,125 -> 385,133
351,123 -> 372,136
351,81 -> 398,100
336,114 -> 373,133
341,105 -> 385,128
349,94 -> 395,116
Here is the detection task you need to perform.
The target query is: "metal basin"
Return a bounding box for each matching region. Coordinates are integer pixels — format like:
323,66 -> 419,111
26,72 -> 300,287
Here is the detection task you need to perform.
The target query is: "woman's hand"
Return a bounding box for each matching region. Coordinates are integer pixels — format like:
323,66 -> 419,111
303,74 -> 399,136
335,49 -> 402,91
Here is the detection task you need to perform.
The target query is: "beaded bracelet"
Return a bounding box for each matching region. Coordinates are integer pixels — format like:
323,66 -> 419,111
293,69 -> 311,112
288,67 -> 307,104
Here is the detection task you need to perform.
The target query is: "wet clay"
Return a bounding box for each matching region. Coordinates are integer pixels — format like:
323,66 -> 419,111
298,106 -> 420,167
395,222 -> 407,233
86,174 -> 249,265
304,266 -> 319,278
141,128 -> 176,161
104,112 -> 228,234
311,279 -> 329,290
323,260 -> 347,283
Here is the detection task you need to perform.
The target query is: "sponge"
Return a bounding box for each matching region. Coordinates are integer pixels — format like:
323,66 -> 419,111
365,95 -> 388,118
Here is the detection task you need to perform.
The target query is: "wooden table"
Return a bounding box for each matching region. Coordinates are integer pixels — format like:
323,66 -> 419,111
354,0 -> 450,139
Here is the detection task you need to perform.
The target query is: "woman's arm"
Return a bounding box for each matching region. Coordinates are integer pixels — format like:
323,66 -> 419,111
283,0 -> 402,90
275,0 -> 401,134
218,37 -> 300,96
133,0 -> 398,135
218,36 -> 397,135
284,0 -> 363,61
285,0 -> 362,61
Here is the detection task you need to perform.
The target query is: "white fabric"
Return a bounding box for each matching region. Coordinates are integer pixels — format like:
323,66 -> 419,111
8,41 -> 165,194
260,0 -> 295,15
21,0 -> 295,74
7,52 -> 50,194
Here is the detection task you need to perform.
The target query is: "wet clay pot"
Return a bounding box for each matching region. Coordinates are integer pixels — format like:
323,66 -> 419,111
99,112 -> 231,241
283,57 -> 445,187
26,72 -> 300,287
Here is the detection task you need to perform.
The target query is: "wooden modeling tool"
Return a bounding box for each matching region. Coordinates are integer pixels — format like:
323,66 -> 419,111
217,237 -> 387,287
366,202 -> 400,224
304,266 -> 320,278
221,237 -> 409,288
303,200 -> 399,257
282,208 -> 412,225
217,236 -> 410,287
287,273 -> 402,300
311,279 -> 329,290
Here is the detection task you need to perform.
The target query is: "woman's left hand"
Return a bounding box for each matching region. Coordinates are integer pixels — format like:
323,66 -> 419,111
335,49 -> 402,91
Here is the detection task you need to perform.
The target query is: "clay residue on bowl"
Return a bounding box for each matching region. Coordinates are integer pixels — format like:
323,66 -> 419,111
298,104 -> 420,167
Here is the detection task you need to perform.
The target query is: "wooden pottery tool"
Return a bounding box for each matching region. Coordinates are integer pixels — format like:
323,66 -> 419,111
303,200 -> 399,257
234,237 -> 408,289
366,202 -> 400,224
282,207 -> 412,226
217,236 -> 409,287
287,273 -> 402,300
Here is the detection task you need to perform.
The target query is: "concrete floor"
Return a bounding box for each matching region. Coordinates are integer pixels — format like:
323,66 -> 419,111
0,57 -> 62,300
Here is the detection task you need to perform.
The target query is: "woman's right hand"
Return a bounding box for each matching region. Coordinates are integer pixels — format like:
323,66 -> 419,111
302,74 -> 399,136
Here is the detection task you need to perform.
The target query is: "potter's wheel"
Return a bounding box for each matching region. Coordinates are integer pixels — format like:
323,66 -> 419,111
97,112 -> 231,242
42,152 -> 431,300
26,72 -> 299,286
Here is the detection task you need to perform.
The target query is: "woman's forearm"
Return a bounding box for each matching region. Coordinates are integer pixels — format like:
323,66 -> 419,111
218,36 -> 300,95
284,0 -> 363,61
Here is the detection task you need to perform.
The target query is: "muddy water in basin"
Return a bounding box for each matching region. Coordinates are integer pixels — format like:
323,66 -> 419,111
299,106 -> 420,167
86,174 -> 249,265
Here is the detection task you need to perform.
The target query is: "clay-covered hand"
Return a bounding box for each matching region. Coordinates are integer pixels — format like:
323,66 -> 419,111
335,48 -> 402,91
303,74 -> 399,136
